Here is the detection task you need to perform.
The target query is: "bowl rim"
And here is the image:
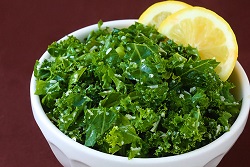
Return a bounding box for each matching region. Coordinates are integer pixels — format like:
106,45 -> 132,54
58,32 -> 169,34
30,19 -> 250,164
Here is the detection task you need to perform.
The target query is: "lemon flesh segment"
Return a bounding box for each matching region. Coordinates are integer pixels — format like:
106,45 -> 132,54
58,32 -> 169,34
158,7 -> 238,81
138,1 -> 192,29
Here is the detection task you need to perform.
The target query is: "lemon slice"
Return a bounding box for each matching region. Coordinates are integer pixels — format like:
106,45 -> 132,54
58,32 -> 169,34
138,1 -> 192,29
158,7 -> 238,81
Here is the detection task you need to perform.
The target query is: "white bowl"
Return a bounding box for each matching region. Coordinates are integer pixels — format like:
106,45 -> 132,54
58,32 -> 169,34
30,20 -> 250,167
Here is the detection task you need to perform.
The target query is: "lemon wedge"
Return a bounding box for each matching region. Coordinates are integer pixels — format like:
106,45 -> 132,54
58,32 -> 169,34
138,1 -> 192,29
158,7 -> 238,81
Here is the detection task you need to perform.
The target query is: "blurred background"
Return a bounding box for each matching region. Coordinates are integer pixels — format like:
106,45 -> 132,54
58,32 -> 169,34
0,0 -> 249,166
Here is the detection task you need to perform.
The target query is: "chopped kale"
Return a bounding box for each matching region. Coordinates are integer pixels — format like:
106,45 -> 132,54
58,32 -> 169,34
34,21 -> 240,159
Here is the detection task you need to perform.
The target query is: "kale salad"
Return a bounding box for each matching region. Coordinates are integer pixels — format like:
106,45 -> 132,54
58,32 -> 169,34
34,21 -> 240,159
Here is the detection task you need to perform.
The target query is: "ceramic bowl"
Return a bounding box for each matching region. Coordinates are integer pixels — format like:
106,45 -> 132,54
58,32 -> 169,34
30,20 -> 250,167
